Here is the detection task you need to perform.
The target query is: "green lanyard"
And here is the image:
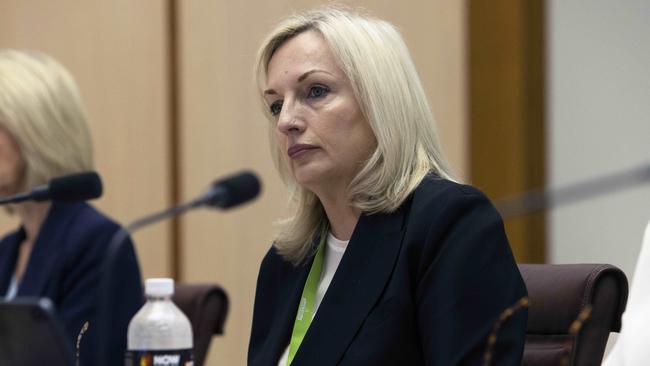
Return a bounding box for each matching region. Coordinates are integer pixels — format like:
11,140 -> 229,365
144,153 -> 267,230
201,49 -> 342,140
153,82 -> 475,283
286,232 -> 327,365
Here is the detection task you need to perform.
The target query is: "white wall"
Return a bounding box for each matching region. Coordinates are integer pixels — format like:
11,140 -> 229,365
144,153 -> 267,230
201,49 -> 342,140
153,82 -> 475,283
548,0 -> 650,282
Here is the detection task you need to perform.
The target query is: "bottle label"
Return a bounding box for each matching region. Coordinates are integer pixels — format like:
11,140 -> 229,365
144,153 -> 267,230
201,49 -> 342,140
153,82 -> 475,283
125,349 -> 193,366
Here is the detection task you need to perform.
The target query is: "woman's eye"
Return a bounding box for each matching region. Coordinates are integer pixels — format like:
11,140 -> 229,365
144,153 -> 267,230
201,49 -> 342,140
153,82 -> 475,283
307,85 -> 329,98
269,101 -> 282,116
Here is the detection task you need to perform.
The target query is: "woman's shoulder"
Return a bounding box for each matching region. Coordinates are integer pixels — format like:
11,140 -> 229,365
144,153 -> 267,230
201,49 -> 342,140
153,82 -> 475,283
51,202 -> 130,258
0,202 -> 121,252
401,174 -> 505,244
259,244 -> 301,272
56,202 -> 140,282
411,174 -> 495,214
256,243 -> 313,289
60,202 -> 122,235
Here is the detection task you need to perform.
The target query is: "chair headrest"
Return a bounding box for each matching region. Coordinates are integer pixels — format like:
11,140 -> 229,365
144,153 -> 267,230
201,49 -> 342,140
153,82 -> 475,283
518,264 -> 628,334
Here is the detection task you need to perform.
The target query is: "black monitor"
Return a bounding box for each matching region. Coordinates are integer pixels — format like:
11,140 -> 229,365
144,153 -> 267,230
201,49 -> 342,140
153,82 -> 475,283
0,298 -> 75,366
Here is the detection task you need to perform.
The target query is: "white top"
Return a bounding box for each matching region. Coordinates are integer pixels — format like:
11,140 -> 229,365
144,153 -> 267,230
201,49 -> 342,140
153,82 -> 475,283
277,232 -> 349,366
602,219 -> 650,366
5,275 -> 17,300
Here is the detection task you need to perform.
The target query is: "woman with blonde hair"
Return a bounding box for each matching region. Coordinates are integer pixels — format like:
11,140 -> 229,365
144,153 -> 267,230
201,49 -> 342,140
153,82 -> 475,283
0,50 -> 143,365
248,8 -> 527,366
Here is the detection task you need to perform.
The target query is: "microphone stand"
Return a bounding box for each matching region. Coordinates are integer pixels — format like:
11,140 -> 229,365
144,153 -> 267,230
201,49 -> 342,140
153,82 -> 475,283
94,171 -> 259,365
0,191 -> 33,205
95,196 -> 207,366
495,163 -> 650,219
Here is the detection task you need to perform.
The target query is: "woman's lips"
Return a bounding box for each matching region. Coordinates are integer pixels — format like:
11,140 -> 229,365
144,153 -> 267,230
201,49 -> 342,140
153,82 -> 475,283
288,144 -> 319,159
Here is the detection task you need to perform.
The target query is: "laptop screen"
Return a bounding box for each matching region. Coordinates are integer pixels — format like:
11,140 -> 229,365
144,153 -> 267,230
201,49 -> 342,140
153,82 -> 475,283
0,298 -> 75,366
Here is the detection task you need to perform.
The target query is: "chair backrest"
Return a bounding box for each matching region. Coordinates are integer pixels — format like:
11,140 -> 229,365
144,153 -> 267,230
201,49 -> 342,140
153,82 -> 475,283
172,283 -> 229,366
518,264 -> 628,366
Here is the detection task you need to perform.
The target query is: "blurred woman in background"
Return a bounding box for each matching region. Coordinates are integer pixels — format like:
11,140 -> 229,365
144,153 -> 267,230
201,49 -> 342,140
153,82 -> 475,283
0,49 -> 143,365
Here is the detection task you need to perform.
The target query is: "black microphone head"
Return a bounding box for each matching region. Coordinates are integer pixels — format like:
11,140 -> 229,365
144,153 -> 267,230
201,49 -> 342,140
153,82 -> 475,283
204,171 -> 261,209
45,172 -> 103,202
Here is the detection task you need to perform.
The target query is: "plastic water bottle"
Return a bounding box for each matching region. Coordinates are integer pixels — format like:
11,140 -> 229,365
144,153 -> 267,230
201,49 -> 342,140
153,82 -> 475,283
125,278 -> 194,366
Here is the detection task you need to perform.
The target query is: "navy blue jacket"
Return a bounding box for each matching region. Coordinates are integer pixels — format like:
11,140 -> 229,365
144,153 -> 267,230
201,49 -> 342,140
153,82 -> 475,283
248,176 -> 527,365
0,202 -> 144,366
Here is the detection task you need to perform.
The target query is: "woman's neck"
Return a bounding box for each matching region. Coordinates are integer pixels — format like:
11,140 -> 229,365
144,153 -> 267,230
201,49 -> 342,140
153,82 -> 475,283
14,201 -> 51,241
318,194 -> 360,241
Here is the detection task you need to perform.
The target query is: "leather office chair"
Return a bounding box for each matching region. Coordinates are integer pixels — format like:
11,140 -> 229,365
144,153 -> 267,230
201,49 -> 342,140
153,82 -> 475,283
172,284 -> 229,366
518,264 -> 628,366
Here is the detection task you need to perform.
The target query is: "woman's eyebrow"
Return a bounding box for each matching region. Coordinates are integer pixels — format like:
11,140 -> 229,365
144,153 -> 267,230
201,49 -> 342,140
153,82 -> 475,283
297,69 -> 333,82
263,69 -> 334,95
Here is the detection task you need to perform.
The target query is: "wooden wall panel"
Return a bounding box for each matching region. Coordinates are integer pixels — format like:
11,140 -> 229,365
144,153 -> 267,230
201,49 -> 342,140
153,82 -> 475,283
0,0 -> 172,278
177,1 -> 467,364
469,0 -> 546,263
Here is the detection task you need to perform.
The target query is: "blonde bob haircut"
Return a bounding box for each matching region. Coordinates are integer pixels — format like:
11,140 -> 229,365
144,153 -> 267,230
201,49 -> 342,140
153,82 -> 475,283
256,7 -> 453,264
0,50 -> 93,192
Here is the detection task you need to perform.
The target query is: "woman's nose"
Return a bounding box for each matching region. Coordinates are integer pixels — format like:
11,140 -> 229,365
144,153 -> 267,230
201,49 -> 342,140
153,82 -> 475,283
277,102 -> 305,135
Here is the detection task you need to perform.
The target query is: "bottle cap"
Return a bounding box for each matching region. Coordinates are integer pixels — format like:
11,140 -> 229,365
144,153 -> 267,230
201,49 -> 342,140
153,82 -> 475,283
145,278 -> 174,297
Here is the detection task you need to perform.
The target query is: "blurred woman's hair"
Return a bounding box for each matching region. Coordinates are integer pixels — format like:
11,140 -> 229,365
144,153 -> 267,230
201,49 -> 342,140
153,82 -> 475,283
0,49 -> 93,192
255,7 -> 453,264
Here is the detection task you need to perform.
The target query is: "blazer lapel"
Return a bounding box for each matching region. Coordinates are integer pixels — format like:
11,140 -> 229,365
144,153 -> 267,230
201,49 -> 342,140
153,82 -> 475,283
0,230 -> 23,295
17,202 -> 81,296
253,252 -> 312,365
292,207 -> 407,365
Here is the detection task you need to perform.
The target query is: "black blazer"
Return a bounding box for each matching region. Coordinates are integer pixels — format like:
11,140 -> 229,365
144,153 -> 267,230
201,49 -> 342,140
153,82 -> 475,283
0,201 -> 144,366
249,176 -> 527,365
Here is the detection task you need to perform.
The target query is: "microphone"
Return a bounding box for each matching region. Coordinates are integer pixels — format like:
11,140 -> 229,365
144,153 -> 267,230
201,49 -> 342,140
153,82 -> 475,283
495,163 -> 650,219
95,170 -> 261,366
0,171 -> 103,205
192,171 -> 261,209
